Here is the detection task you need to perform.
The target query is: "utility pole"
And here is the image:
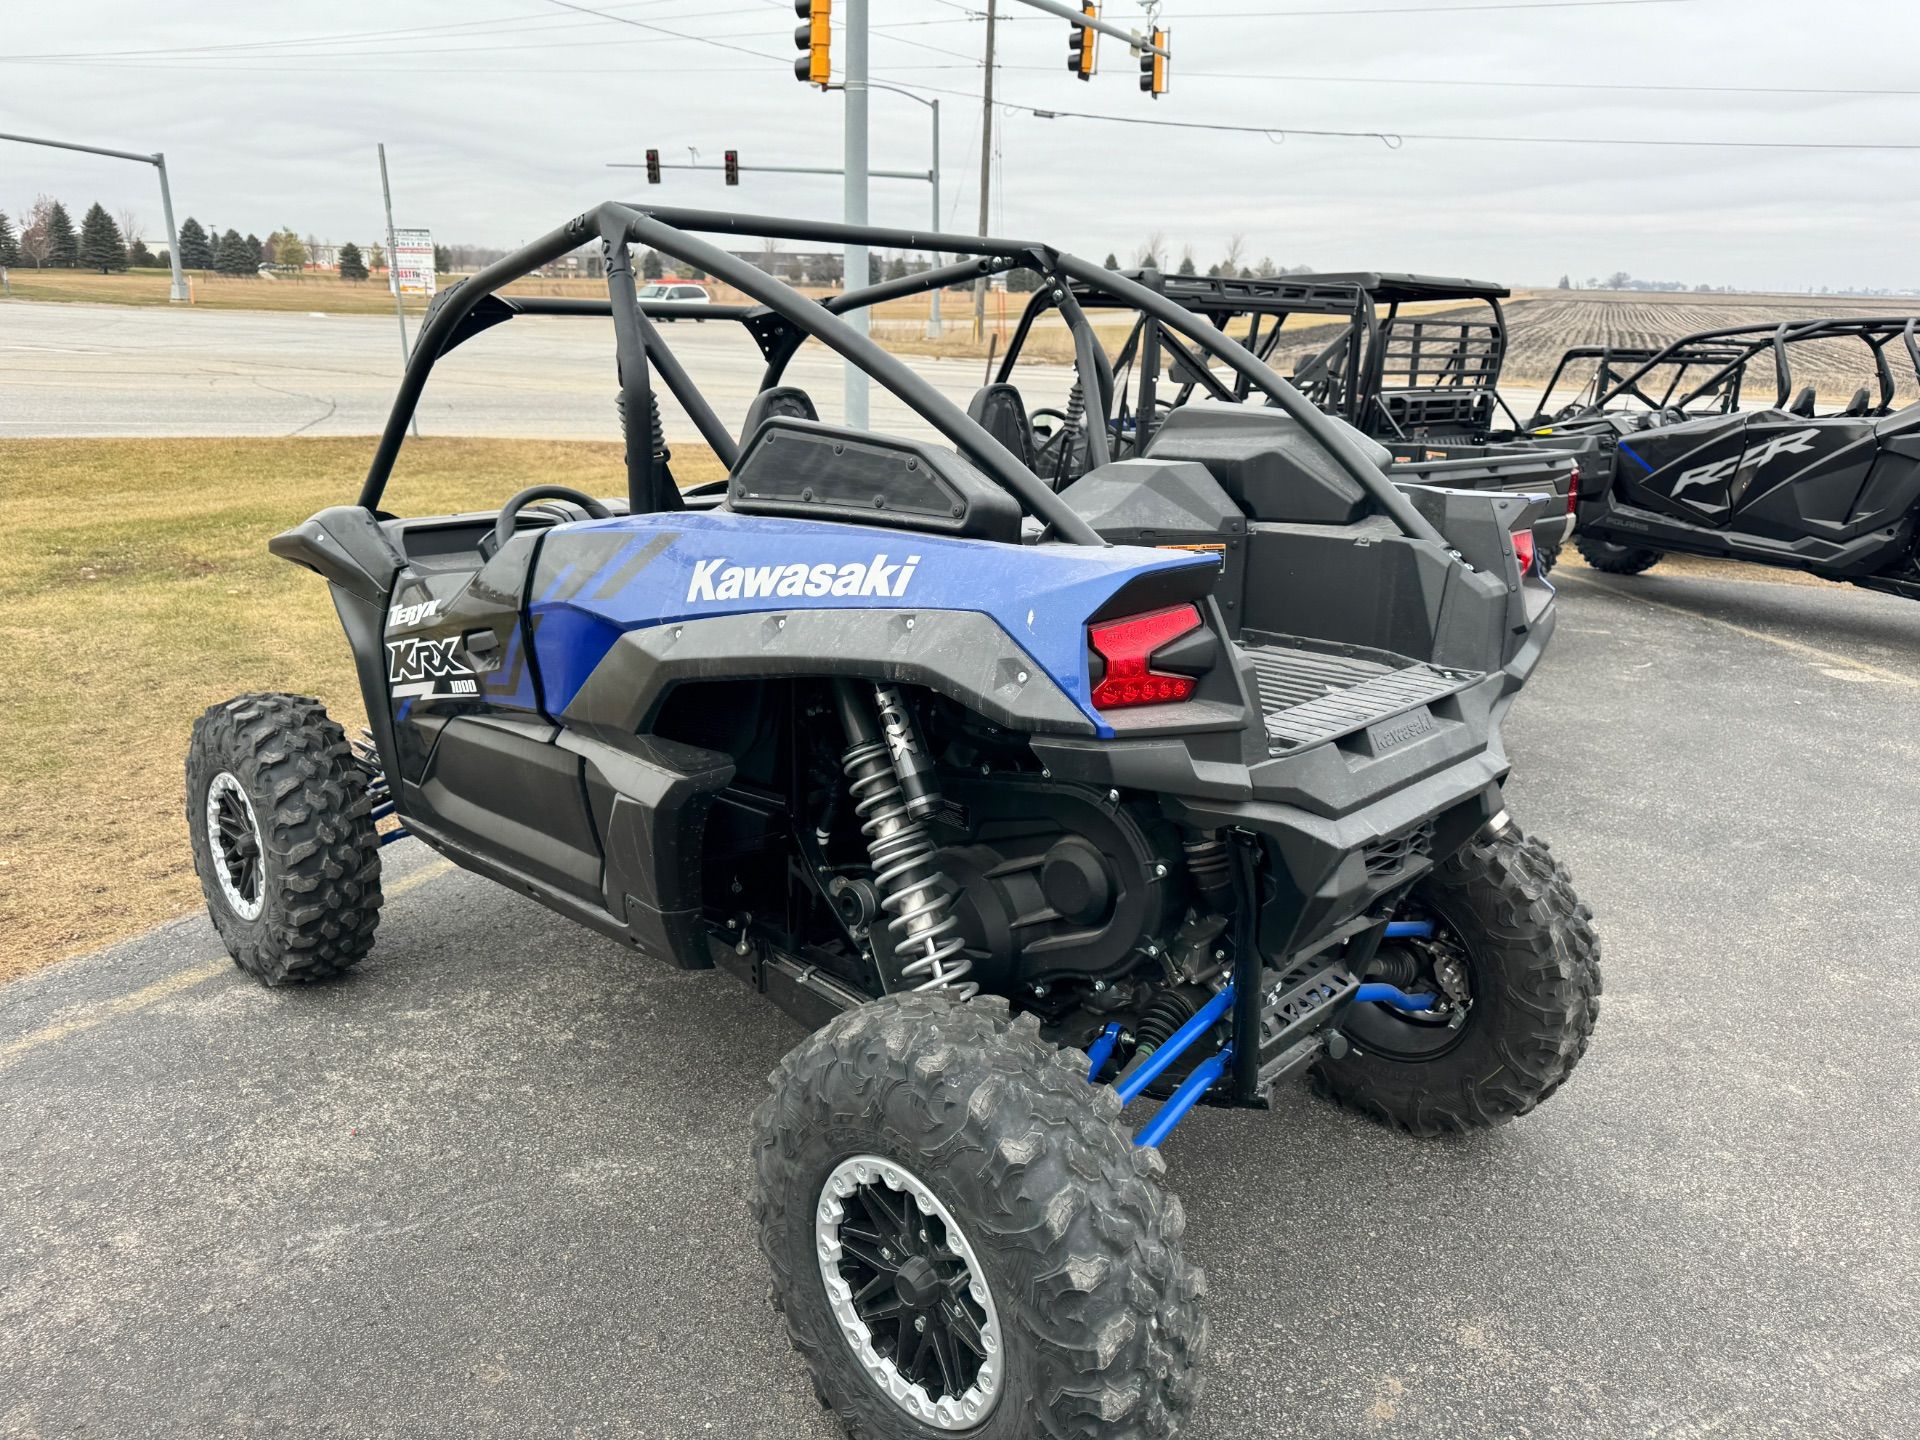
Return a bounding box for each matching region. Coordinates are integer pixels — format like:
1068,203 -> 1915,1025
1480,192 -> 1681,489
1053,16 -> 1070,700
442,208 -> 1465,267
0,130 -> 186,302
973,0 -> 997,340
843,0 -> 870,431
377,144 -> 420,439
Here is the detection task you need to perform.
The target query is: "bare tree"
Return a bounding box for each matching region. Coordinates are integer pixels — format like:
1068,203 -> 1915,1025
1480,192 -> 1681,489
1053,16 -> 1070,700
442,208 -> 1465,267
1134,229 -> 1166,270
117,208 -> 143,249
1222,233 -> 1246,276
20,196 -> 57,269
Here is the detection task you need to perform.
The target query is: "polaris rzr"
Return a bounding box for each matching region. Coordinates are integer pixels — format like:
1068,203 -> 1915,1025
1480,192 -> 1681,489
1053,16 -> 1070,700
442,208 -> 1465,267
1527,316 -> 1920,597
992,266 -> 1580,574
185,204 -> 1599,1440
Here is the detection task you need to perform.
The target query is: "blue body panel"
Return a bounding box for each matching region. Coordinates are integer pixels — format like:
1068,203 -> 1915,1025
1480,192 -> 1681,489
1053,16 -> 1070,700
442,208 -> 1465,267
526,511 -> 1215,732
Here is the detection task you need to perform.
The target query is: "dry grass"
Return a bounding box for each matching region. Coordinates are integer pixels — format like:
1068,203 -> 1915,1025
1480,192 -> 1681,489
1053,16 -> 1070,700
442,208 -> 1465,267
0,436 -> 725,982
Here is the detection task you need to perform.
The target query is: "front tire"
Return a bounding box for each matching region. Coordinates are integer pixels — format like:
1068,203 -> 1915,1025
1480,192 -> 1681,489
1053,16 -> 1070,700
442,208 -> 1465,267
753,993 -> 1207,1439
186,693 -> 382,985
1576,535 -> 1661,575
1312,826 -> 1601,1136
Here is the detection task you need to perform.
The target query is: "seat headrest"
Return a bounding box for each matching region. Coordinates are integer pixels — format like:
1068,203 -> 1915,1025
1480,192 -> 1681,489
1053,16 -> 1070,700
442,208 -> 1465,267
966,384 -> 1036,469
1787,385 -> 1816,416
741,386 -> 819,446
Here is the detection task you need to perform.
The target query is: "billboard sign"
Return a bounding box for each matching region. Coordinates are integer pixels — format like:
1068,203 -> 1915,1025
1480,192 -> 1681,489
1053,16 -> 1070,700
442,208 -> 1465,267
391,228 -> 435,296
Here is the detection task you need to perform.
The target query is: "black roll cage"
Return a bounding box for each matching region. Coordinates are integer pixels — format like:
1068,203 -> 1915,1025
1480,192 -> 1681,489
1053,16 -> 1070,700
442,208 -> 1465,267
998,269 -> 1516,446
355,202 -> 1447,548
1536,316 -> 1920,422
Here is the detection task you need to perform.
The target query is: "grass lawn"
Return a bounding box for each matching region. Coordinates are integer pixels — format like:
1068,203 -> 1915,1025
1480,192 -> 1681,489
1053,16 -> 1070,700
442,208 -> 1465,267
0,436 -> 724,982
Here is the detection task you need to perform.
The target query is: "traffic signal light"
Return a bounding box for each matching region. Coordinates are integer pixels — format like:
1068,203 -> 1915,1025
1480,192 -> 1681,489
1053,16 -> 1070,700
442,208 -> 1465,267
644,148 -> 661,184
1139,27 -> 1169,98
724,150 -> 739,186
1067,3 -> 1098,81
793,0 -> 831,87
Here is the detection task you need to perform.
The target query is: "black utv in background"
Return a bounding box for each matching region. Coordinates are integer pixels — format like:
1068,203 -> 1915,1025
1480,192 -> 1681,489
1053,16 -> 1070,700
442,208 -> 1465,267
1526,317 -> 1920,597
994,266 -> 1580,572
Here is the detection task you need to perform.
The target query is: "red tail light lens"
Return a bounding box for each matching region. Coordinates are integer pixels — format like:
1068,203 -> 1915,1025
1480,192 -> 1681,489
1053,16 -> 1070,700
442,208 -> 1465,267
1089,604 -> 1203,709
1511,528 -> 1537,577
1567,462 -> 1581,512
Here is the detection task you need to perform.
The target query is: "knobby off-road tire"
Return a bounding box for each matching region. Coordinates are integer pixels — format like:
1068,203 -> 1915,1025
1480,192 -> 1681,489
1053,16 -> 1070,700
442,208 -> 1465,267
1312,827 -> 1601,1137
1575,535 -> 1662,575
186,693 -> 382,985
1534,538 -> 1562,576
753,992 -> 1207,1440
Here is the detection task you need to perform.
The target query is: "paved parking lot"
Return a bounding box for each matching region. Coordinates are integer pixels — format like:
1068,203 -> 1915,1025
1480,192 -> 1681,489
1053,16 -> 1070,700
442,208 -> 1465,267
4,563 -> 1917,1439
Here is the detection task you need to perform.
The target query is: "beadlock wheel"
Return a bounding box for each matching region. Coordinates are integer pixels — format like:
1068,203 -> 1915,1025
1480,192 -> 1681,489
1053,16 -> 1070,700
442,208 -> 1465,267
204,770 -> 265,921
815,1153 -> 1004,1431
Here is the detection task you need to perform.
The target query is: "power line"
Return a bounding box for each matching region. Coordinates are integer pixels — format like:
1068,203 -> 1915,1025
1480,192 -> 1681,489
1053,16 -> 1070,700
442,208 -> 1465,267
0,0 -> 722,63
1182,70 -> 1920,99
894,79 -> 1920,152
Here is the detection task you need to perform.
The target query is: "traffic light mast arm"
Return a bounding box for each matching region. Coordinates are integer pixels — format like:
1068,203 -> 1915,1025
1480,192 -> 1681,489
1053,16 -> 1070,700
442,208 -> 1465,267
1012,0 -> 1166,54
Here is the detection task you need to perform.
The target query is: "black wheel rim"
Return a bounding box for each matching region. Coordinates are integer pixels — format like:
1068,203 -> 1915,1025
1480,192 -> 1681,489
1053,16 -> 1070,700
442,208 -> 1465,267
815,1154 -> 1002,1429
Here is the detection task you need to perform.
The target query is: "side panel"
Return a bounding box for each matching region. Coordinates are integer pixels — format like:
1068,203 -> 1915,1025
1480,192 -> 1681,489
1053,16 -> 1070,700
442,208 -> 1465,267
524,510 -> 1216,733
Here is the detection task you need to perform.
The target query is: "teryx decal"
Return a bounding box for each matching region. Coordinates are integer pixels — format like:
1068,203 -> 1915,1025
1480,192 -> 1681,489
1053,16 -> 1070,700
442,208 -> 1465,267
686,553 -> 921,603
1671,428 -> 1820,501
388,597 -> 444,628
387,636 -> 477,700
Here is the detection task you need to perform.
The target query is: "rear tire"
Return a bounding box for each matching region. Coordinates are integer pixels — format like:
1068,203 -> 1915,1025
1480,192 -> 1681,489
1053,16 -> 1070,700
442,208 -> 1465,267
1576,535 -> 1661,575
753,992 -> 1207,1439
186,693 -> 382,985
1311,826 -> 1600,1136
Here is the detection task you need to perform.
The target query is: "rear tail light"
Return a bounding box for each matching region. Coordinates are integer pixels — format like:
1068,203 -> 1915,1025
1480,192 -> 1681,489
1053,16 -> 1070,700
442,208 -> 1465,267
1088,603 -> 1205,709
1567,462 -> 1581,511
1511,528 -> 1537,577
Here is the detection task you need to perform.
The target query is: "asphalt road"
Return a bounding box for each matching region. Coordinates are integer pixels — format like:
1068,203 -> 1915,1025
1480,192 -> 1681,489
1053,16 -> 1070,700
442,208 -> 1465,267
4,564 -> 1918,1439
0,300 -> 1069,444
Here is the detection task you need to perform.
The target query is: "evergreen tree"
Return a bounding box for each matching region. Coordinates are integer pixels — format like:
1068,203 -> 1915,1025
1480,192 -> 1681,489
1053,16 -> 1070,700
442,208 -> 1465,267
129,238 -> 155,267
46,201 -> 79,267
432,244 -> 450,274
215,228 -> 252,276
1103,252 -> 1119,269
1557,274 -> 1572,290
641,248 -> 663,280
79,203 -> 127,272
0,210 -> 18,267
177,217 -> 213,270
884,254 -> 908,281
1176,252 -> 1197,277
337,240 -> 368,281
245,233 -> 265,268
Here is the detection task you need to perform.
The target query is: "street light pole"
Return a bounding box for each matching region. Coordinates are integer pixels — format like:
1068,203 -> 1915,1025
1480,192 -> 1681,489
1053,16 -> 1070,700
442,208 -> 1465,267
974,0 -> 997,341
843,0 -> 870,431
0,130 -> 187,302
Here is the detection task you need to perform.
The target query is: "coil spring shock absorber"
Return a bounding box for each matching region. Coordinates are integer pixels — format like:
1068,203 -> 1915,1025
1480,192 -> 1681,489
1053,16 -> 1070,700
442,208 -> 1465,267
832,681 -> 975,1000
1052,379 -> 1086,485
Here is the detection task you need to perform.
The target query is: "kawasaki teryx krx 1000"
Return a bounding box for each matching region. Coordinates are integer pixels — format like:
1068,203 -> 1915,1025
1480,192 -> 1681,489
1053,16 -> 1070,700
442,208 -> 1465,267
186,204 -> 1599,1440
1530,316 -> 1920,596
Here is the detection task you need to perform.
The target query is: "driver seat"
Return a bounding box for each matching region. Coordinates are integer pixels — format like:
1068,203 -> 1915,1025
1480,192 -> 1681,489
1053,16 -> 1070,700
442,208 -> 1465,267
1840,386 -> 1872,417
740,385 -> 818,447
967,384 -> 1037,469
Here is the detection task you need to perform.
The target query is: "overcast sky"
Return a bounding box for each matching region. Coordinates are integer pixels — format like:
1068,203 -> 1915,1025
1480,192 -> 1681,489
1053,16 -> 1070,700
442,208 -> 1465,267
3,0 -> 1914,292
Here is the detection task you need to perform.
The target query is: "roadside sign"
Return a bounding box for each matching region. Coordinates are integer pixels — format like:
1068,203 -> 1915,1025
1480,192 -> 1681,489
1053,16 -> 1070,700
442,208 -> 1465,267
391,228 -> 435,296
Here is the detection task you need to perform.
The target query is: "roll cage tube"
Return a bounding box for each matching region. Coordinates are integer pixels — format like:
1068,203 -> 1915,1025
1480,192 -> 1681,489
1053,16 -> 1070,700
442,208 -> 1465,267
1581,318 -> 1920,419
608,206 -> 1105,546
1049,252 -> 1449,548
355,202 -> 1103,544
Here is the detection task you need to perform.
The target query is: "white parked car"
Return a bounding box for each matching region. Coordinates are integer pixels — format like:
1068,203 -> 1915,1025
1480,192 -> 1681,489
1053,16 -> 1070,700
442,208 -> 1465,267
637,281 -> 711,319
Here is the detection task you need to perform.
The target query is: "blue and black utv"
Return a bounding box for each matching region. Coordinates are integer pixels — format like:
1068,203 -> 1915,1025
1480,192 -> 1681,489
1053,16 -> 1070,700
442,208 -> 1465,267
186,205 -> 1599,1440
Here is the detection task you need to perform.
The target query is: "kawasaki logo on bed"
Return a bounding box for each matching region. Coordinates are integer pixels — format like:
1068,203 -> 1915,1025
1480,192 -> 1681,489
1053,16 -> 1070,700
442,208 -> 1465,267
387,636 -> 477,699
686,553 -> 921,602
